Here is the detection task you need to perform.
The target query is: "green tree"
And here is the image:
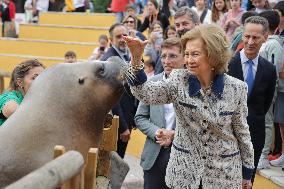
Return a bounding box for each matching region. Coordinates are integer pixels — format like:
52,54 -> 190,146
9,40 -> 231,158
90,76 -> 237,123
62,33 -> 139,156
93,0 -> 112,13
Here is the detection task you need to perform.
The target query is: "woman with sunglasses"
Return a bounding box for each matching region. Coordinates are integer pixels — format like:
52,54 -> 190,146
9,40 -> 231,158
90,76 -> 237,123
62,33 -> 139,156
123,15 -> 146,41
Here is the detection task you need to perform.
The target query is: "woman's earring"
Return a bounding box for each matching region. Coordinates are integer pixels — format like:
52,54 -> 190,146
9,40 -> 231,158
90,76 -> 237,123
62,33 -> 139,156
211,67 -> 215,71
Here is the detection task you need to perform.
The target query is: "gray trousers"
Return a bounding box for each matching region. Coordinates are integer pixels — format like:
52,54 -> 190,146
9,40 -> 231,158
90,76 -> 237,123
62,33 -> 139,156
260,92 -> 277,158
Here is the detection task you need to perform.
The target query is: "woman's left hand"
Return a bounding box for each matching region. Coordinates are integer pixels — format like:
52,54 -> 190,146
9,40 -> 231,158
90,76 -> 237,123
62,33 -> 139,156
242,179 -> 252,189
122,36 -> 148,66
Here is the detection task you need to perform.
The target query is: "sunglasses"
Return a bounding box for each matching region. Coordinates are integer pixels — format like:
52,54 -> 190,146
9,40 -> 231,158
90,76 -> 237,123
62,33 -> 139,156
124,20 -> 135,24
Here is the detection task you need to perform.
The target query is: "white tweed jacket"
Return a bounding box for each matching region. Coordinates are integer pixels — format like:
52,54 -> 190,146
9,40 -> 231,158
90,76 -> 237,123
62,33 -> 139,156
129,69 -> 254,189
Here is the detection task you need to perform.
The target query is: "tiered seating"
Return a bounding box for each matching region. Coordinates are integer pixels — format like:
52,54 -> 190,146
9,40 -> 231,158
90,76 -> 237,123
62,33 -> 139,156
19,24 -> 108,42
39,12 -> 116,27
0,12 -> 117,89
0,38 -> 97,58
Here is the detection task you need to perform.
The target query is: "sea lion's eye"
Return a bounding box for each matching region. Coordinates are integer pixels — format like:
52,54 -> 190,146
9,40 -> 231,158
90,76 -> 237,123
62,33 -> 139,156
78,77 -> 85,85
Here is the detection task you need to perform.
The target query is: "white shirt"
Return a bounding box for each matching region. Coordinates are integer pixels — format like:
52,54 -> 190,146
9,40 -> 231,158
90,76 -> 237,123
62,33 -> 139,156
112,46 -> 130,62
35,0 -> 49,11
191,7 -> 212,24
163,74 -> 176,130
73,0 -> 85,8
240,49 -> 259,80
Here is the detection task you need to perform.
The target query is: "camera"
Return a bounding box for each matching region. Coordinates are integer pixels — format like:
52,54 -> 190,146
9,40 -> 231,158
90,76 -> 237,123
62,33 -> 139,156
99,46 -> 105,52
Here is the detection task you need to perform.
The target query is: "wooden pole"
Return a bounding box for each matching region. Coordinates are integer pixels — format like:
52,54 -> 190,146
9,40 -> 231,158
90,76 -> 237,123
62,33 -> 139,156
84,148 -> 98,189
5,151 -> 84,189
0,69 -> 10,94
97,116 -> 119,177
100,116 -> 119,151
0,76 -> 4,94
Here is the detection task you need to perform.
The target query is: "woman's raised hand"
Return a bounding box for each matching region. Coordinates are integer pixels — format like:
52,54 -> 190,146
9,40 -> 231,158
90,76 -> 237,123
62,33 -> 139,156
122,36 -> 148,66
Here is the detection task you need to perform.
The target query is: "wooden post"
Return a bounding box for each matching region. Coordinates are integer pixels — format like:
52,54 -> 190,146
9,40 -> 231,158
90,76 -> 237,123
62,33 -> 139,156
84,148 -> 98,189
69,174 -> 81,189
54,145 -> 71,189
5,151 -> 84,189
54,145 -> 66,158
100,116 -> 119,151
54,145 -> 82,189
0,76 -> 4,94
0,70 -> 11,94
97,116 -> 119,177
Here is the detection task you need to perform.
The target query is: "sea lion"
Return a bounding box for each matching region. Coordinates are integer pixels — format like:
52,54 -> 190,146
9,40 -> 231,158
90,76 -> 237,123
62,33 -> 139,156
0,57 -> 126,187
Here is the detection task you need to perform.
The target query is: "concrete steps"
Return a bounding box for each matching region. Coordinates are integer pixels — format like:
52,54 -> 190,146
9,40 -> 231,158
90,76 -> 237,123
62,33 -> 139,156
259,167 -> 284,188
39,12 -> 116,27
19,24 -> 109,43
0,37 -> 97,59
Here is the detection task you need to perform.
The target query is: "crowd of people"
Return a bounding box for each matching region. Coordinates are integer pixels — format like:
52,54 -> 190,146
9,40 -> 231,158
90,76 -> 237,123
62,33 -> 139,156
1,0 -> 284,189
99,0 -> 284,188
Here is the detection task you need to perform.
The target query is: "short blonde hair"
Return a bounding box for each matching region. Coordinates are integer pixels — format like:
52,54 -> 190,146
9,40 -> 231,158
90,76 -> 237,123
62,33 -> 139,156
181,24 -> 231,74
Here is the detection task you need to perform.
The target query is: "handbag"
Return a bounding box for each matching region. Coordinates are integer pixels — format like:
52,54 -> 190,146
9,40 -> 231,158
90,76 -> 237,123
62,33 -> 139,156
3,21 -> 17,38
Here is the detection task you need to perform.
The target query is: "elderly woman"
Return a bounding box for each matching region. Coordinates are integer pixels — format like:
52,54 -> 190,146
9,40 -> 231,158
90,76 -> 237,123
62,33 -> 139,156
123,24 -> 254,189
0,59 -> 44,126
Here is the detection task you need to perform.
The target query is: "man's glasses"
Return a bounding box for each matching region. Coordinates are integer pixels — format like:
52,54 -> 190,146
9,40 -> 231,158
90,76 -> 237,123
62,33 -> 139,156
124,20 -> 135,24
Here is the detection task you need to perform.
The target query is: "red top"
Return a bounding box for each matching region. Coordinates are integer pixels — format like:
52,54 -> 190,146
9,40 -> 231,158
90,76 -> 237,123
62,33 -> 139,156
9,1 -> 16,20
0,1 -> 16,20
111,0 -> 135,13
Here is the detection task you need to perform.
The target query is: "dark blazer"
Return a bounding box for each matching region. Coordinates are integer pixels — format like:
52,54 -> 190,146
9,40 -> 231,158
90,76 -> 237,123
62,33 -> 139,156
101,46 -> 121,62
227,52 -> 277,181
228,52 -> 277,131
100,47 -> 137,134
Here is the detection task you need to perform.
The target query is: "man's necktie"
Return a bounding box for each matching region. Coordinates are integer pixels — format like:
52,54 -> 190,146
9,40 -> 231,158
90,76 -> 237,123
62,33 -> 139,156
123,54 -> 129,62
245,59 -> 254,96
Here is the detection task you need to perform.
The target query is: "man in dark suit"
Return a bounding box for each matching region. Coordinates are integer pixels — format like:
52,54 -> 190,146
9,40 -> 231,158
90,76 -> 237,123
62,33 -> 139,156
101,23 -> 137,158
228,16 -> 277,183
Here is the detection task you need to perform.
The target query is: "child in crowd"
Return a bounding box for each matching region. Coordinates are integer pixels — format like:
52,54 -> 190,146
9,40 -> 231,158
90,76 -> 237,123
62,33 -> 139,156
64,51 -> 77,63
268,2 -> 284,169
143,55 -> 155,78
89,34 -> 109,61
211,0 -> 228,25
144,21 -> 164,65
221,0 -> 245,42
0,59 -> 45,126
192,0 -> 212,24
251,0 -> 270,13
164,25 -> 178,39
257,10 -> 284,170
